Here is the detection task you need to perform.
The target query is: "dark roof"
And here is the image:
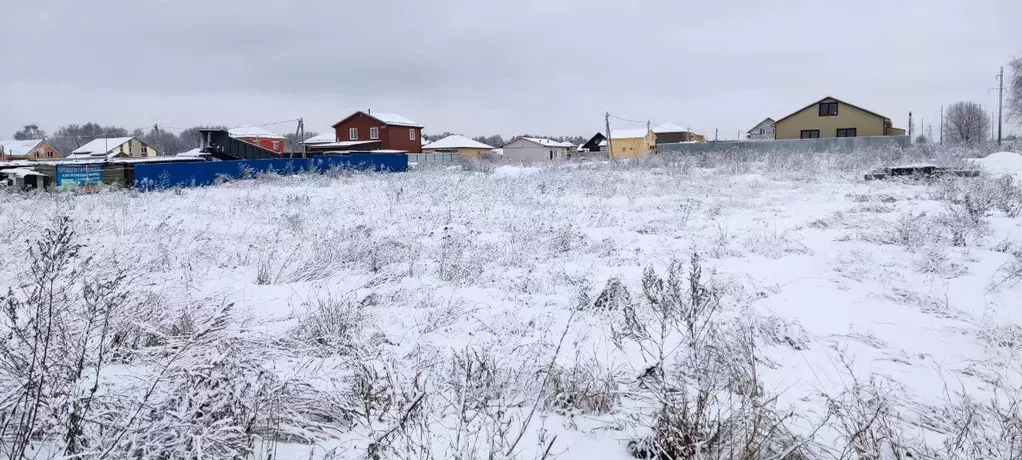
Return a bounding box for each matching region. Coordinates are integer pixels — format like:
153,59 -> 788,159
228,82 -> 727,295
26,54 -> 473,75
581,132 -> 606,149
774,96 -> 891,125
331,111 -> 422,128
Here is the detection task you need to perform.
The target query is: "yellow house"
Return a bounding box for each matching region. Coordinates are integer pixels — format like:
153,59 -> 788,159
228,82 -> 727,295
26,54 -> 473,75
774,96 -> 905,140
422,134 -> 495,158
610,128 -> 654,159
68,137 -> 159,159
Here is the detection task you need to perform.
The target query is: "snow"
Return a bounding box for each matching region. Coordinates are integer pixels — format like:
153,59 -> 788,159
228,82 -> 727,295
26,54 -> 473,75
610,128 -> 649,139
523,137 -> 574,148
228,126 -> 286,139
492,165 -> 540,177
422,134 -> 493,150
0,139 -> 42,157
71,137 -> 133,155
2,150 -> 1020,458
369,112 -> 422,127
0,167 -> 46,178
302,132 -> 337,144
971,151 -> 1022,178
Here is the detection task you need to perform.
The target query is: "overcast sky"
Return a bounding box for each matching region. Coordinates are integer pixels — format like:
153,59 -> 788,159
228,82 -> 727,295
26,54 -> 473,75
1,0 -> 1019,140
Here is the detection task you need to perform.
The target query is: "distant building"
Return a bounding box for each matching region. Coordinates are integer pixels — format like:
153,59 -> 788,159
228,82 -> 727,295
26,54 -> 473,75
0,139 -> 61,160
653,123 -> 705,144
332,111 -> 424,153
746,118 -> 776,140
228,126 -> 286,154
610,128 -> 654,159
68,137 -> 157,159
774,96 -> 905,140
580,133 -> 607,152
501,137 -> 574,162
422,134 -> 494,158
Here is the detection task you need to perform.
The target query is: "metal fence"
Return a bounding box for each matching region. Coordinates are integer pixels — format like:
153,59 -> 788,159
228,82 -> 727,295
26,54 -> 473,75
407,153 -> 460,166
133,154 -> 407,190
659,135 -> 911,155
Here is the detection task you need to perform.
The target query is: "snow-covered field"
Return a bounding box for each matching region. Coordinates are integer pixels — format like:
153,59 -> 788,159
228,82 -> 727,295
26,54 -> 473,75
1,149 -> 1021,459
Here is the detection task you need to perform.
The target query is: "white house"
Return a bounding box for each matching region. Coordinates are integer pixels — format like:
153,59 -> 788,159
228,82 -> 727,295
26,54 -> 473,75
501,137 -> 574,162
747,118 -> 776,140
69,137 -> 158,159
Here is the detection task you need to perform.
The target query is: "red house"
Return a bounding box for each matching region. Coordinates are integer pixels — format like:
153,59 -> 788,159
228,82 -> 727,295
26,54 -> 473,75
229,126 -> 286,154
332,111 -> 423,153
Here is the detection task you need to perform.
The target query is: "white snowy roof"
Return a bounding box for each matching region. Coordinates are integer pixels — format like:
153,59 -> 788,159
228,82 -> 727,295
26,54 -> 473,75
175,148 -> 205,157
0,139 -> 43,157
611,128 -> 650,139
302,132 -> 337,144
0,168 -> 47,178
228,126 -> 286,139
72,137 -> 133,155
370,113 -> 422,127
652,123 -> 686,133
423,135 -> 493,150
524,137 -> 574,148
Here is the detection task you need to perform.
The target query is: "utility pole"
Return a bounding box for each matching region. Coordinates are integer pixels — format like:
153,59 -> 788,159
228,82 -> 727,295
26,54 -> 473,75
646,120 -> 651,153
908,112 -> 913,140
297,118 -> 305,159
605,112 -> 613,159
997,66 -> 1004,145
714,128 -> 718,141
153,123 -> 160,156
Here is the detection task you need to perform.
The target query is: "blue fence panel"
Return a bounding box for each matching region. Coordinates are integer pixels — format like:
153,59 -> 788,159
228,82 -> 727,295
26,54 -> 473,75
133,154 -> 408,190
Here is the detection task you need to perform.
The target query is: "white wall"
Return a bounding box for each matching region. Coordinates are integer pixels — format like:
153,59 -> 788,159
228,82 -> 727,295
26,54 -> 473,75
502,139 -> 568,162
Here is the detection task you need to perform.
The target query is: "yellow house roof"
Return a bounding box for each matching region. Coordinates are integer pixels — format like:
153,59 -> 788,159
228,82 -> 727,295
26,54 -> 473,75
775,96 -> 892,124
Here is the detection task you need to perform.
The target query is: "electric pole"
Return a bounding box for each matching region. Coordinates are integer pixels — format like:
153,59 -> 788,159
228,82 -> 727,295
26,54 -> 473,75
645,120 -> 651,153
605,112 -> 613,159
908,112 -> 913,140
153,123 -> 159,156
714,128 -> 718,141
998,66 -> 1004,145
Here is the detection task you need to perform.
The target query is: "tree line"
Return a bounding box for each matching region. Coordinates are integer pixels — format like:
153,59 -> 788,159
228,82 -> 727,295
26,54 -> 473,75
422,133 -> 589,147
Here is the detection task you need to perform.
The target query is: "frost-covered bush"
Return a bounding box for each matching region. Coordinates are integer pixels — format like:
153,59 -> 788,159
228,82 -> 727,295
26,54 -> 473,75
543,358 -> 619,414
292,291 -> 370,351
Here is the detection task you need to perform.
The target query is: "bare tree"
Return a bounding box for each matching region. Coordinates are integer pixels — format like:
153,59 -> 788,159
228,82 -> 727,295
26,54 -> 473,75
1010,56 -> 1022,124
12,124 -> 47,140
945,101 -> 990,144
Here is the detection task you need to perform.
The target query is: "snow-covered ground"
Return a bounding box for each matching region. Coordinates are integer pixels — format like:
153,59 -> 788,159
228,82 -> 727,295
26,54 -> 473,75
1,150 -> 1020,459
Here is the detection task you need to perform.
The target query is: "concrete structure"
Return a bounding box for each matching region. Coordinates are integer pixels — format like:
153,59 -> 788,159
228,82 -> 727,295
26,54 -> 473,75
501,137 -> 574,161
0,139 -> 61,160
746,118 -> 776,140
68,137 -> 158,159
228,126 -> 286,154
610,128 -> 654,159
422,134 -> 494,158
332,111 -> 424,153
774,96 -> 905,140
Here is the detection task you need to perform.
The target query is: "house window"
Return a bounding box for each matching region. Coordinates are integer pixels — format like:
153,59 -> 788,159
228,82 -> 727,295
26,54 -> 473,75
759,128 -> 765,135
370,127 -> 379,140
819,101 -> 838,116
272,140 -> 280,150
349,128 -> 358,140
119,144 -> 125,153
800,130 -> 821,139
409,128 -> 416,140
141,145 -> 148,154
836,128 -> 857,138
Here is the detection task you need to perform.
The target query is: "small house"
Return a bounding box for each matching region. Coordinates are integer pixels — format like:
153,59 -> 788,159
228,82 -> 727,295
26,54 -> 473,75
580,133 -> 607,152
774,96 -> 905,140
653,123 -> 705,144
746,118 -> 775,140
332,111 -> 424,153
228,126 -> 286,154
501,137 -> 574,162
68,137 -> 158,159
0,139 -> 61,160
422,135 -> 494,158
610,128 -> 654,159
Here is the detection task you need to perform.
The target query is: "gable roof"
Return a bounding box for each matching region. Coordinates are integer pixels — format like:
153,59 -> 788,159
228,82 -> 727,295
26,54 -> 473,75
502,137 -> 573,149
611,128 -> 650,139
228,126 -> 286,139
774,96 -> 891,125
332,111 -> 423,128
652,123 -> 686,134
302,132 -> 337,144
72,137 -> 134,155
747,118 -> 776,133
0,139 -> 44,157
423,134 -> 493,150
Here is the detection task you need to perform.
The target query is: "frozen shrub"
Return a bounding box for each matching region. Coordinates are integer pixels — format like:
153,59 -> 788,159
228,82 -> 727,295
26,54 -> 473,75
543,359 -> 619,414
291,292 -> 369,351
744,229 -> 812,259
592,277 -> 632,311
864,211 -> 933,249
